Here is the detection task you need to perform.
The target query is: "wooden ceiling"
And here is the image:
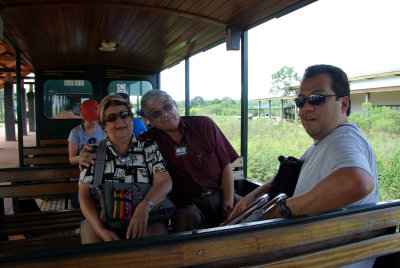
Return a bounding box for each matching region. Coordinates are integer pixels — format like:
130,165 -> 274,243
0,41 -> 34,89
0,0 -> 315,87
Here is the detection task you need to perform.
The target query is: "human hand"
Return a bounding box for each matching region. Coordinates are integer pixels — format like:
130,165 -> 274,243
126,201 -> 151,239
78,144 -> 96,171
99,228 -> 120,242
228,195 -> 255,219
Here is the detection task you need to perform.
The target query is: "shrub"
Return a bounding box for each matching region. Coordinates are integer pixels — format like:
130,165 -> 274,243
350,103 -> 400,134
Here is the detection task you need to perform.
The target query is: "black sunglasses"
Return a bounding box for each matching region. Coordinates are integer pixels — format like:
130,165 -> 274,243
294,94 -> 337,108
104,110 -> 132,122
149,102 -> 173,118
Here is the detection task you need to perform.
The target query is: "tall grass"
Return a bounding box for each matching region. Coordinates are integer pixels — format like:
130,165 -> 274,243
212,116 -> 400,201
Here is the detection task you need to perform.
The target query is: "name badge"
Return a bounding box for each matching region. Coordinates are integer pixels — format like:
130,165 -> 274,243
175,145 -> 187,157
120,155 -> 132,165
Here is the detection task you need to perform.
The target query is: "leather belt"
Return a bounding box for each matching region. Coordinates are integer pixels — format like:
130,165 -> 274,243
200,189 -> 217,198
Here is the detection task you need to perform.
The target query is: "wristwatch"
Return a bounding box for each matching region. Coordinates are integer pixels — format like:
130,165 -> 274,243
279,199 -> 292,218
223,205 -> 233,213
144,199 -> 154,208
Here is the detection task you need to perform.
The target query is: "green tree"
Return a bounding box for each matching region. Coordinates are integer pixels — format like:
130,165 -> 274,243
270,66 -> 300,96
191,96 -> 205,107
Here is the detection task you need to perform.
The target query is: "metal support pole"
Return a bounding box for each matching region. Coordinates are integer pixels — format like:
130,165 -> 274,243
15,49 -> 24,166
365,92 -> 371,103
269,100 -> 272,119
185,57 -> 190,116
240,30 -> 248,178
4,73 -> 15,141
27,84 -> 35,132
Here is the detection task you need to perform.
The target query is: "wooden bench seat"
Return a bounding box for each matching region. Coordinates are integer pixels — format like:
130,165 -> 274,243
0,165 -> 82,254
22,146 -> 70,166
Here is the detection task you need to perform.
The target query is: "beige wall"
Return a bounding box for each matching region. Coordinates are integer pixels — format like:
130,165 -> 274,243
350,91 -> 400,114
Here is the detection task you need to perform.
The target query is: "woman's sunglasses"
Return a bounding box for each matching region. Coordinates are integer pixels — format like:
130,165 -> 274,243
294,94 -> 337,108
104,110 -> 132,122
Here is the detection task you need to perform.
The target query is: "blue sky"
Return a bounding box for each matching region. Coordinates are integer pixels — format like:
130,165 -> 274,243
161,0 -> 400,101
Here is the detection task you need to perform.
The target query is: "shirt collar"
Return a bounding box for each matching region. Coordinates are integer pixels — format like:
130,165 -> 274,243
106,135 -> 136,157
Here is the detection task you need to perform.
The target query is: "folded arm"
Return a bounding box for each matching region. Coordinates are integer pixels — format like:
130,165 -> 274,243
286,167 -> 375,216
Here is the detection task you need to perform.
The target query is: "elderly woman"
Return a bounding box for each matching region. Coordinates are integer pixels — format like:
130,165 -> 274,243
78,95 -> 172,243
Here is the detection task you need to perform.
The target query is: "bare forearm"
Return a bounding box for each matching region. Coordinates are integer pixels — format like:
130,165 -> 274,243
142,172 -> 172,206
78,184 -> 107,234
221,164 -> 234,208
287,167 -> 375,216
247,175 -> 275,201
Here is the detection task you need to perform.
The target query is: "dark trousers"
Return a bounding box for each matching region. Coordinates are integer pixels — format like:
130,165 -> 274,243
171,191 -> 241,233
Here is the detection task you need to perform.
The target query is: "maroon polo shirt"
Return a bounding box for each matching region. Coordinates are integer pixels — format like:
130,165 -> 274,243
140,116 -> 239,198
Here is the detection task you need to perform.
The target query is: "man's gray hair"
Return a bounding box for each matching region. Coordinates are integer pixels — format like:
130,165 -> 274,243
141,89 -> 174,117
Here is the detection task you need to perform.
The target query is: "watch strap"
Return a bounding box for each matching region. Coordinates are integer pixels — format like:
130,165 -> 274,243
144,199 -> 154,208
279,199 -> 292,218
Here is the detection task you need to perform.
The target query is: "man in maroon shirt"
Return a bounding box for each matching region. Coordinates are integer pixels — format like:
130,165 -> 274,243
139,90 -> 239,232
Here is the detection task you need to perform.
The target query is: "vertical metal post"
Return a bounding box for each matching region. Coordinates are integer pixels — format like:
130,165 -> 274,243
240,30 -> 248,178
15,49 -> 24,166
185,57 -> 190,116
4,73 -> 15,141
156,72 -> 161,89
365,92 -> 370,103
268,100 -> 272,119
21,82 -> 27,135
27,84 -> 35,132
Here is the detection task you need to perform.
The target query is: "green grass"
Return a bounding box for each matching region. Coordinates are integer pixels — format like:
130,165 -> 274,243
212,116 -> 400,202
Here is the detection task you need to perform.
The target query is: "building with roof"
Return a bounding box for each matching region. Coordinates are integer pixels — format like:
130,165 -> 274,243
256,70 -> 400,120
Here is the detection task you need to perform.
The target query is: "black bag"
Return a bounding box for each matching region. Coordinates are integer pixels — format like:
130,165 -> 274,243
268,155 -> 304,199
90,140 -> 176,230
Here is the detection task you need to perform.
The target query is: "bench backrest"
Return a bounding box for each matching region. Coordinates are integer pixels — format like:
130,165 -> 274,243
22,146 -> 70,166
2,201 -> 399,267
232,156 -> 244,180
0,165 -> 80,199
39,139 -> 69,146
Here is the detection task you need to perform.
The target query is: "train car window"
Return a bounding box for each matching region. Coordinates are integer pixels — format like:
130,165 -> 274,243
44,79 -> 93,119
108,80 -> 153,111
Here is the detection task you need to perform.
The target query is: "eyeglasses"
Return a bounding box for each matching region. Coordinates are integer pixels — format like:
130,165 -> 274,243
294,94 -> 337,108
149,102 -> 173,118
103,110 -> 132,122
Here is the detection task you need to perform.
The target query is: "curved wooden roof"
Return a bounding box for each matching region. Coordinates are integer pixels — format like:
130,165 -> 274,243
0,0 -> 315,86
0,41 -> 34,89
